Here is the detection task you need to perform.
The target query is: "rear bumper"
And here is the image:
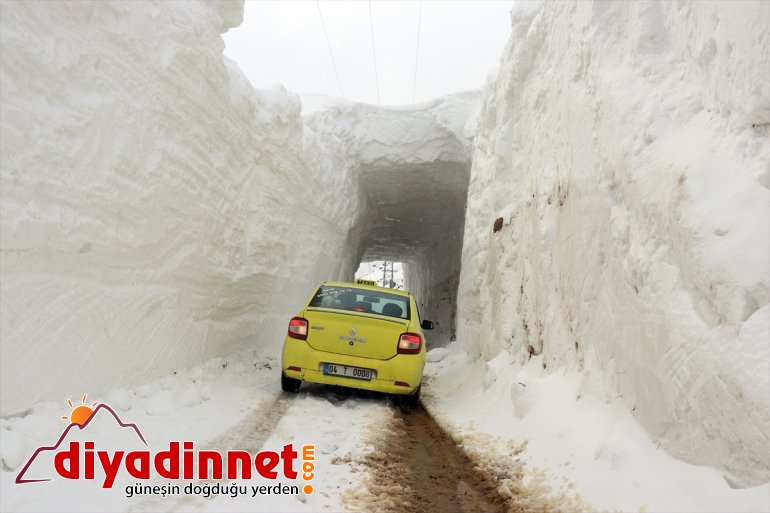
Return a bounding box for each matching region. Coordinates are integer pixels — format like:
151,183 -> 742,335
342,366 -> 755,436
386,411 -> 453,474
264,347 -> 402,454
281,337 -> 424,395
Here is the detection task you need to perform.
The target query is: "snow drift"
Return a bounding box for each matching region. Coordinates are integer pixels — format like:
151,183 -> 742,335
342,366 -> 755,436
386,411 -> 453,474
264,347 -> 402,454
455,0 -> 770,487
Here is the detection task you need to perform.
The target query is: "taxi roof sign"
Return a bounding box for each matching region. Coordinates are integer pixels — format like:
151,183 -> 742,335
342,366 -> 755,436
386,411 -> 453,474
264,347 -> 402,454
355,278 -> 377,287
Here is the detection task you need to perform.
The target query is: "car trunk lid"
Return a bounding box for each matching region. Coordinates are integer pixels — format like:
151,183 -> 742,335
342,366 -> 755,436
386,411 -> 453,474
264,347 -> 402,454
303,307 -> 407,360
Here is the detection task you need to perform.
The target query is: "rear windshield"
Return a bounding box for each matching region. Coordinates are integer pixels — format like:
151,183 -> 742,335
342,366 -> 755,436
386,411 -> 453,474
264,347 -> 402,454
308,286 -> 410,320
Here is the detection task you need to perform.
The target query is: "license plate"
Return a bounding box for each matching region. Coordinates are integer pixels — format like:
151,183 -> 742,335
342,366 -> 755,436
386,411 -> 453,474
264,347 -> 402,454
323,363 -> 373,380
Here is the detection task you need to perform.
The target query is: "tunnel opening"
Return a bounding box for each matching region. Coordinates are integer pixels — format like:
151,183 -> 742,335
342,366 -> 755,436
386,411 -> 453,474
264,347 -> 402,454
299,92 -> 479,350
352,160 -> 470,348
355,260 -> 406,290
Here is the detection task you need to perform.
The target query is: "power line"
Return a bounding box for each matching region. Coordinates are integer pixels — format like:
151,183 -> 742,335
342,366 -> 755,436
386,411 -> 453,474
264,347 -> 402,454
411,0 -> 422,103
368,0 -> 380,104
316,1 -> 345,98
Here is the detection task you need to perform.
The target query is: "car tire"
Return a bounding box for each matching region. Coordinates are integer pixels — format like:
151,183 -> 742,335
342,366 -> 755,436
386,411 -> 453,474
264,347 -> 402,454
281,373 -> 301,393
403,385 -> 421,408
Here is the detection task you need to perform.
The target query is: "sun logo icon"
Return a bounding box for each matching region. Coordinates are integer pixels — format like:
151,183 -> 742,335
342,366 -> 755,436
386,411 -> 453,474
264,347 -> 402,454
61,394 -> 98,426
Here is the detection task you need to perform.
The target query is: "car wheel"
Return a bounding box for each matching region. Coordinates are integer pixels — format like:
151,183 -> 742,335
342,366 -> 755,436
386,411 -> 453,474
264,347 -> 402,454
281,373 -> 301,393
404,385 -> 421,408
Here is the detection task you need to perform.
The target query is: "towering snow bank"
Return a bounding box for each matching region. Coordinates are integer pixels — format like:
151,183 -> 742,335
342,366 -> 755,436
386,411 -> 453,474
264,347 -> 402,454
456,1 -> 769,486
0,0 -> 479,415
0,1 -> 364,415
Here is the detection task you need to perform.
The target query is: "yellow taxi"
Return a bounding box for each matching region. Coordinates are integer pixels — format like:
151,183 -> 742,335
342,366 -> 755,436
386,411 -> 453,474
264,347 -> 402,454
281,279 -> 433,406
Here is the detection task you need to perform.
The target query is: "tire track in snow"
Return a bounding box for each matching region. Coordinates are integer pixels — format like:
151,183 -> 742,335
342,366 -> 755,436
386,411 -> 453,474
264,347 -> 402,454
128,386 -> 533,512
207,393 -> 297,453
365,402 -> 590,513
127,393 -> 296,513
351,405 -> 506,513
128,386 -> 395,512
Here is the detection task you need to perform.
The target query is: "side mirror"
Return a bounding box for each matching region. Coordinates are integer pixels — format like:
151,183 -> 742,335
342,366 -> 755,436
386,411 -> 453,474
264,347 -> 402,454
421,320 -> 434,330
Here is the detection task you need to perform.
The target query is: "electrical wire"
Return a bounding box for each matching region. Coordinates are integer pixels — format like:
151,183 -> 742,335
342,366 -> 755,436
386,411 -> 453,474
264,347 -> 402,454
411,0 -> 422,103
368,0 -> 380,104
316,1 -> 345,98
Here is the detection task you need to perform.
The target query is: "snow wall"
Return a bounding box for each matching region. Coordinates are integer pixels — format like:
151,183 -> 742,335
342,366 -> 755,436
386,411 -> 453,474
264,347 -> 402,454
456,1 -> 769,487
0,1 -> 473,416
0,0 -> 366,415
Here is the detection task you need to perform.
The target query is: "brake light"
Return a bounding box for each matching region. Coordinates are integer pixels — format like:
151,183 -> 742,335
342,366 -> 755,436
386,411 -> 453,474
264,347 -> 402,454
397,332 -> 422,354
288,317 -> 308,340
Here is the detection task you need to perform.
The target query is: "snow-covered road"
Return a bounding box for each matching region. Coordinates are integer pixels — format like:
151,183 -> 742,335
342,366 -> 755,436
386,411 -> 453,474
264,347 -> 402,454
6,345 -> 764,513
1,349 -> 377,512
115,358 -> 542,513
0,348 -> 579,513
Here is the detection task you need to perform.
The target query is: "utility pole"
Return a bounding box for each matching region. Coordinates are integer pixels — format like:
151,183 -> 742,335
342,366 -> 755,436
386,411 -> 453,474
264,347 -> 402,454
381,261 -> 395,288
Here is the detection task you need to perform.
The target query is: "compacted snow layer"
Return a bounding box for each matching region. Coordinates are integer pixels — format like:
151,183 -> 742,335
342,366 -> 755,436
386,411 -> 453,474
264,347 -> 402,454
0,1 -> 475,415
455,1 -> 770,487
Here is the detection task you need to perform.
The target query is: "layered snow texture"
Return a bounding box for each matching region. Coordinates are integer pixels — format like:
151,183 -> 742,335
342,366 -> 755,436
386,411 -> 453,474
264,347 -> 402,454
0,1 -> 364,415
456,1 -> 770,487
0,1 -> 475,415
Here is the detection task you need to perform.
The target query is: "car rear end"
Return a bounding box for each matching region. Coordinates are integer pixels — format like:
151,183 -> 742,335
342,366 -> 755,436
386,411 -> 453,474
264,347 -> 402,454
281,282 -> 427,397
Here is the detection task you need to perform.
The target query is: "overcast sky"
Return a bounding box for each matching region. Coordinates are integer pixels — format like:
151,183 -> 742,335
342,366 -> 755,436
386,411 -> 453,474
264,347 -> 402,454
223,1 -> 514,106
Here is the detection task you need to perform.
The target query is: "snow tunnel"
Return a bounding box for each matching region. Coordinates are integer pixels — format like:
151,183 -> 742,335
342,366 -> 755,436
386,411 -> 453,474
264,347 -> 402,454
355,159 -> 470,345
302,93 -> 478,346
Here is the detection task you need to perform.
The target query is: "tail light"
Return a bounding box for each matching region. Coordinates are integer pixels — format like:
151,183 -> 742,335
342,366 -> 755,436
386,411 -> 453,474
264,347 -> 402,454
397,333 -> 422,354
288,317 -> 308,340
